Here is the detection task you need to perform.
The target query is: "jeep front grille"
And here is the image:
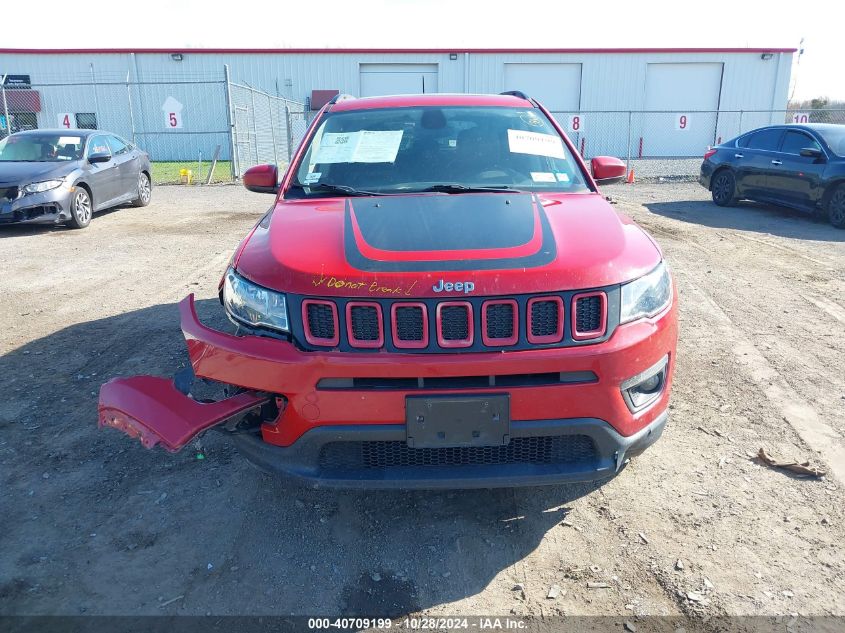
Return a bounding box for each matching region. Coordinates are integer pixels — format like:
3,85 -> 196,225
346,302 -> 383,347
572,292 -> 607,340
303,300 -> 338,345
482,300 -> 517,345
391,303 -> 428,348
437,302 -> 472,347
294,290 -> 609,351
527,297 -> 563,343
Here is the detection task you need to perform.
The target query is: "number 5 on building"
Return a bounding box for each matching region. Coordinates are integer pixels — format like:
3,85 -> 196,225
161,96 -> 184,129
166,111 -> 183,129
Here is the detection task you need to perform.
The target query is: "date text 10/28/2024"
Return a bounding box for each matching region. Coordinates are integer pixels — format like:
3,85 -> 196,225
307,617 -> 527,630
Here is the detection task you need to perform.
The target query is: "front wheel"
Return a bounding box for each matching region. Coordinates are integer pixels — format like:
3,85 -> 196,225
68,188 -> 92,229
827,184 -> 845,229
711,170 -> 737,207
131,172 -> 152,207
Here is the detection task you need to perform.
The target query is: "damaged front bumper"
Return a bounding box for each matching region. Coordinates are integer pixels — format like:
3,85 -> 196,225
99,375 -> 269,452
98,293 -> 676,486
0,186 -> 73,224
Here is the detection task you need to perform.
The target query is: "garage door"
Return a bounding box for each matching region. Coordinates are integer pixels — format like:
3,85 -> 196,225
642,62 -> 723,157
359,64 -> 439,97
503,63 -> 581,112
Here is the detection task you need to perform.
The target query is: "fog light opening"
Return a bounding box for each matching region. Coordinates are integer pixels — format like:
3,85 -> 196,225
638,373 -> 662,393
621,355 -> 669,412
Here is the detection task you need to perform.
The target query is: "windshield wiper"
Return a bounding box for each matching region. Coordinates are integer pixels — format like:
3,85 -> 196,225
414,184 -> 524,194
290,182 -> 382,197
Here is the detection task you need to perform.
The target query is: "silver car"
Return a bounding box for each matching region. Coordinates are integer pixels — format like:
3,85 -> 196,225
0,129 -> 152,229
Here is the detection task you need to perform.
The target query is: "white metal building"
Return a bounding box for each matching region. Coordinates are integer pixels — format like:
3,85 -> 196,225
0,47 -> 795,163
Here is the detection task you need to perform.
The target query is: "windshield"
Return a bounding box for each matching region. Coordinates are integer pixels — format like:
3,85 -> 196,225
816,126 -> 845,156
288,106 -> 590,197
0,134 -> 84,162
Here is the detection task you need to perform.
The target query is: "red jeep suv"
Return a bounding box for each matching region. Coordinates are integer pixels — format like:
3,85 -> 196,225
99,92 -> 678,488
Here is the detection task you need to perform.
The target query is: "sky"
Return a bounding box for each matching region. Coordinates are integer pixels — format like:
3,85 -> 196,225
2,0 -> 841,101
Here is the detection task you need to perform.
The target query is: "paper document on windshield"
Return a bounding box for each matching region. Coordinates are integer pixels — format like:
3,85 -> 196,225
353,130 -> 404,162
314,130 -> 403,164
507,129 -> 565,159
314,133 -> 357,163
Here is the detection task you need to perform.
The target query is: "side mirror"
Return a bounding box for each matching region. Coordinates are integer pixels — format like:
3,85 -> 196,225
591,156 -> 627,185
243,164 -> 279,194
799,147 -> 824,159
88,151 -> 112,164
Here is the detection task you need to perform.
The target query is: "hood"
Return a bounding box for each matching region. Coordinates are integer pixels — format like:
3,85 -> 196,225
0,161 -> 77,185
235,192 -> 662,297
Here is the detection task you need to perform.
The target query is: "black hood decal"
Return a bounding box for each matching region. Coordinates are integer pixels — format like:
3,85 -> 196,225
344,193 -> 557,272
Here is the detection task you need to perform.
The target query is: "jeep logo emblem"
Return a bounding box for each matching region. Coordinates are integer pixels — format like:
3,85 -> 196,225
432,279 -> 475,294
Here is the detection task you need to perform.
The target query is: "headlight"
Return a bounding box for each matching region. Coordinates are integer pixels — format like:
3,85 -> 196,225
222,268 -> 289,332
23,179 -> 64,194
620,262 -> 672,324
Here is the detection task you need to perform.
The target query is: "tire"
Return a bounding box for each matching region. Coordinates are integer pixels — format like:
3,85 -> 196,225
68,188 -> 93,229
711,169 -> 738,207
826,184 -> 845,229
131,172 -> 152,207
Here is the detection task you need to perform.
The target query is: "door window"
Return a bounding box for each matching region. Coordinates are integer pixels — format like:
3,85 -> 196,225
106,135 -> 129,155
744,129 -> 784,151
88,135 -> 111,158
780,130 -> 822,155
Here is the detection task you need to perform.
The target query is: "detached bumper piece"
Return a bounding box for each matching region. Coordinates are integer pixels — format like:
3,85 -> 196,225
232,411 -> 668,489
98,375 -> 269,452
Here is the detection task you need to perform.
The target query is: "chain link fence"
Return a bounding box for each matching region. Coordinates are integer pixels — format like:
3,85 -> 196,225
549,109 -> 845,180
1,68 -> 842,184
0,68 -> 308,185
227,81 -> 310,177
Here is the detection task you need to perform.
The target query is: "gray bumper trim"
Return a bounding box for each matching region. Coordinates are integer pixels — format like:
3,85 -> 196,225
231,410 -> 668,489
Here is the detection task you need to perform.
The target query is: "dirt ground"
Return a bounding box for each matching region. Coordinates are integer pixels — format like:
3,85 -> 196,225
1,181 -> 843,625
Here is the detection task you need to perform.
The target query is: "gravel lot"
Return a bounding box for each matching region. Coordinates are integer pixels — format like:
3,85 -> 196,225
1,182 -> 843,624
627,158 -> 703,180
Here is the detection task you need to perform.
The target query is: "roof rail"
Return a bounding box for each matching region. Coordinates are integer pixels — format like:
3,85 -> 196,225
499,90 -> 531,101
328,93 -> 355,105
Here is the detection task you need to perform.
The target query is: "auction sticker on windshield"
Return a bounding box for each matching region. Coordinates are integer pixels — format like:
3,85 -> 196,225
507,129 -> 565,159
315,130 -> 404,163
531,172 -> 556,183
